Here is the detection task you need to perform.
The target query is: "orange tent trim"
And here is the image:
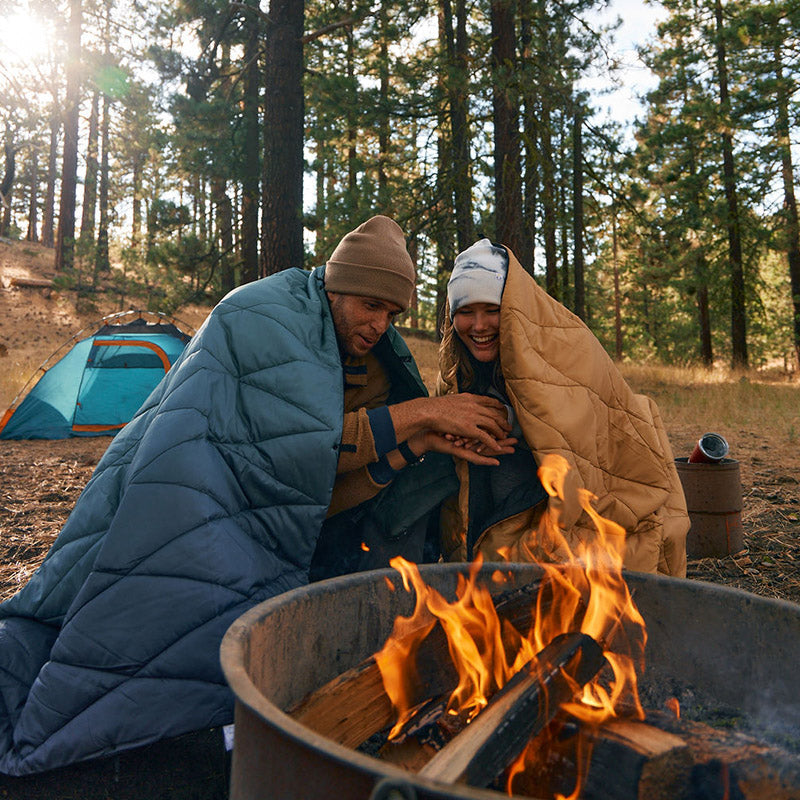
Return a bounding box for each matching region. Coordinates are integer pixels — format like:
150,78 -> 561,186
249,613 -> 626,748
72,423 -> 128,433
91,340 -> 172,372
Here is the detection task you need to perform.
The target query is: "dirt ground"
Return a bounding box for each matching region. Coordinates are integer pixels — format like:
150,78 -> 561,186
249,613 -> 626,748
4,426 -> 800,604
2,238 -> 800,605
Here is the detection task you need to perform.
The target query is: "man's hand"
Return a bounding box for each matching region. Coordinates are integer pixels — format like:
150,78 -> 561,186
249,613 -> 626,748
388,394 -> 512,452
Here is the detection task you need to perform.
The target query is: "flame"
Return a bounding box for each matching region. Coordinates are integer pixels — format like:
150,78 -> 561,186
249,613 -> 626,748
666,697 -> 680,719
375,556 -> 538,738
375,454 -> 647,796
361,542 -> 370,552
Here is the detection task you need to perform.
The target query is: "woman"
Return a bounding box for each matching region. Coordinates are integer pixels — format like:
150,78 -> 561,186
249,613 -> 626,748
437,239 -> 688,577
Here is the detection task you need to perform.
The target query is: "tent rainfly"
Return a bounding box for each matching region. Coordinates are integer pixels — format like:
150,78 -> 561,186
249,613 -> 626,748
0,310 -> 193,440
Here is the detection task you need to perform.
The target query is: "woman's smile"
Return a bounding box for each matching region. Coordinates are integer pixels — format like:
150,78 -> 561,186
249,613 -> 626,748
453,303 -> 501,362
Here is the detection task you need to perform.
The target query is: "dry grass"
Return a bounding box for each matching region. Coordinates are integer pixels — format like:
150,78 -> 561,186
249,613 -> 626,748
402,331 -> 440,392
404,338 -> 800,444
619,362 -> 800,444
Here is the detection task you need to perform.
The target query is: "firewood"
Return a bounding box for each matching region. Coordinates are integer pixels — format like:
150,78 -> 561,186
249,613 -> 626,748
581,719 -> 693,800
647,712 -> 800,800
287,580 -> 543,748
377,736 -> 438,773
419,632 -> 605,788
289,656 -> 394,749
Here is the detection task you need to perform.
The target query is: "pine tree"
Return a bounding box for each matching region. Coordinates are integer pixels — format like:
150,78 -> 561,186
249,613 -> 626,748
55,0 -> 82,272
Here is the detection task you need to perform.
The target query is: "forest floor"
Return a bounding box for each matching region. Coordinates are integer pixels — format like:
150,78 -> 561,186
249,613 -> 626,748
2,238 -> 800,605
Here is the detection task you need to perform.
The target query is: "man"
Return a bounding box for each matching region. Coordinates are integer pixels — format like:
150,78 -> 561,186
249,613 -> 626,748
0,215 -> 510,775
312,215 -> 513,578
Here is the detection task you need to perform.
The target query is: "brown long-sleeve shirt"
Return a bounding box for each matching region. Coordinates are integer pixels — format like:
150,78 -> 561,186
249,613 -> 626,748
327,352 -> 397,517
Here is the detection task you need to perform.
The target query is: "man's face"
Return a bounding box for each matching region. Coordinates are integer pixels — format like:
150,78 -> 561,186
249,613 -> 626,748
327,293 -> 402,357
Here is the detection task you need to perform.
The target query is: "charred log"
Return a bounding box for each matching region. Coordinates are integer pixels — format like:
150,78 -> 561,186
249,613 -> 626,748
419,632 -> 604,788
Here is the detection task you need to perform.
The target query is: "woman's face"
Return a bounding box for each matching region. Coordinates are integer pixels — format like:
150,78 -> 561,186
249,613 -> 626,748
452,302 -> 501,362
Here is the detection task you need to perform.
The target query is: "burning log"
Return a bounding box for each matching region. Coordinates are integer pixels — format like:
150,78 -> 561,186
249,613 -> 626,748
515,713 -> 800,800
419,632 -> 605,788
288,583 -> 543,748
645,712 -> 800,800
581,719 -> 693,800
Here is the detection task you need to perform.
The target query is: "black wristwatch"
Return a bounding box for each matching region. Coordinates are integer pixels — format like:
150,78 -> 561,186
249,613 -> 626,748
398,440 -> 423,465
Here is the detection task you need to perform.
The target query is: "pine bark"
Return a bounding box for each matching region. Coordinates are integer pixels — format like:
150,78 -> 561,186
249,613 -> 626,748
0,142 -> 14,237
540,97 -> 558,297
713,0 -> 747,367
94,93 -> 110,280
436,3 -> 455,313
572,103 -> 585,321
240,0 -> 260,284
54,0 -> 82,272
131,152 -> 143,254
41,112 -> 59,248
213,179 -> 235,294
26,149 -> 38,242
518,0 -> 537,273
612,206 -> 623,360
80,90 -> 100,242
442,0 -> 473,253
490,0 -> 523,257
261,0 -> 304,275
774,43 -> 800,371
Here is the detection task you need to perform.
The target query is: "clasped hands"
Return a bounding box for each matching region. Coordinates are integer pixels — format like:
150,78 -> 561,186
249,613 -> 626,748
402,393 -> 517,466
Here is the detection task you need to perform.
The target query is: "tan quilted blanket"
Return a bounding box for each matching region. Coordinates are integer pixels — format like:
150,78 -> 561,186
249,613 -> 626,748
441,248 -> 688,577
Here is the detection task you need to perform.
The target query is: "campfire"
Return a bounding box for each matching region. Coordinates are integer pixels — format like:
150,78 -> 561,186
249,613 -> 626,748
221,456 -> 800,800
369,454 -> 648,797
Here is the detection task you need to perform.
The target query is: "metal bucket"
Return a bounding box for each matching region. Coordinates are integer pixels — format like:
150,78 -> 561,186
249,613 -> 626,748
221,563 -> 800,800
675,457 -> 744,558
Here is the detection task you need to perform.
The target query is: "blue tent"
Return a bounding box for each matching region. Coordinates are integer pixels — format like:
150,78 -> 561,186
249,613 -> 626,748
0,311 -> 192,439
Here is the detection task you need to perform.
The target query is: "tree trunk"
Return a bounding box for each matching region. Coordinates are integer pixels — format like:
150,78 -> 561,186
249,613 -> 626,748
313,133 -> 326,264
713,0 -> 747,368
677,35 -> 713,367
774,43 -> 800,371
518,0 -> 537,274
540,98 -> 558,297
55,0 -> 82,272
261,0 -> 304,276
346,0 -> 357,196
0,142 -> 14,237
80,89 -> 100,243
612,204 -> 622,360
490,0 -> 523,256
26,148 -> 38,242
377,2 -> 390,212
572,103 -> 586,321
436,2 -> 455,313
94,92 -> 110,280
213,179 -> 235,294
240,0 -> 261,284
446,0 -> 473,252
130,151 -> 143,258
41,113 -> 59,248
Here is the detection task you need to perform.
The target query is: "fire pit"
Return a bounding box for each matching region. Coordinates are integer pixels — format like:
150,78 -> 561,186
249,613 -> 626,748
221,563 -> 800,800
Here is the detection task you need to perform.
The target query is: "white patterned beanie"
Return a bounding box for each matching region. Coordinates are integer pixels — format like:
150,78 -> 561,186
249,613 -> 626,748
447,238 -> 509,318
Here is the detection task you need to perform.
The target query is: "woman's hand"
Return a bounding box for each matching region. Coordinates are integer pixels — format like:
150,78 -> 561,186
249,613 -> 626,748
408,430 -> 517,466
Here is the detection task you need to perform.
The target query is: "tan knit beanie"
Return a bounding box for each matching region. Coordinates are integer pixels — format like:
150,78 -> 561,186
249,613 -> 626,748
324,215 -> 416,311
